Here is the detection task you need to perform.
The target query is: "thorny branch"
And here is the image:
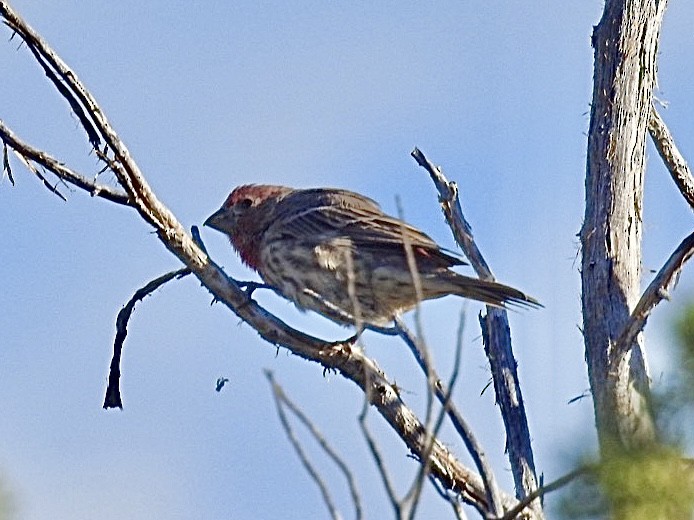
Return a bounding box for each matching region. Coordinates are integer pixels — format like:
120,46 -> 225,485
11,145 -> 67,201
0,2 -> 526,516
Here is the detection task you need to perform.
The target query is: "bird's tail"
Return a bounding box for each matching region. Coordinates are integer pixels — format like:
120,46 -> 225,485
429,272 -> 541,309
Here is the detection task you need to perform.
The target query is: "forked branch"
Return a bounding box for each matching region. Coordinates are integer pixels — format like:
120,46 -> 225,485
612,106 -> 694,363
411,148 -> 542,514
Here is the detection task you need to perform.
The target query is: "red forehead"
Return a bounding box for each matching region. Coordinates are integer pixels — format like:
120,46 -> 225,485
223,184 -> 290,208
224,185 -> 258,207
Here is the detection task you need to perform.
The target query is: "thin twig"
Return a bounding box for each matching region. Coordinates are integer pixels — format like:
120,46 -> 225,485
394,195 -> 440,519
395,318 -> 501,518
405,310 -> 470,519
358,402 -> 402,518
265,371 -> 343,520
12,149 -> 67,201
265,371 -> 363,520
0,120 -> 130,205
613,230 -> 694,364
499,466 -> 591,520
104,267 -> 191,409
648,105 -> 694,210
2,140 -> 13,185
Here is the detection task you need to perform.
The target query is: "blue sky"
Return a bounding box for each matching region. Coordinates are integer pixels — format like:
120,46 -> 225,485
2,2 -> 694,519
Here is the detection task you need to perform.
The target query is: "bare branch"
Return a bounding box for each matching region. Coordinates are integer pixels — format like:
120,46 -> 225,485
2,139 -> 13,185
395,318 -> 502,518
648,104 -> 694,210
25,42 -> 101,149
499,466 -> 591,520
358,405 -> 403,518
410,147 -> 492,280
266,370 -> 354,520
266,371 -> 363,520
613,230 -> 694,364
1,9 -> 101,148
104,268 -> 191,409
411,147 -> 541,513
12,148 -> 67,201
0,120 -> 130,205
1,1 -> 166,230
404,310 -> 470,519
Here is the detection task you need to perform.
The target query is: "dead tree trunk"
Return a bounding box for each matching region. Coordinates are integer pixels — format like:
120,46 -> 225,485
581,0 -> 667,449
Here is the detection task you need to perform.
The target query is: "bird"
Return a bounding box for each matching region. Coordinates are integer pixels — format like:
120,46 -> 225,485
204,184 -> 539,328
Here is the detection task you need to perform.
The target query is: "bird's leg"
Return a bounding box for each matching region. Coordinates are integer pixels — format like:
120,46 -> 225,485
237,280 -> 273,296
325,322 -> 399,350
328,333 -> 360,348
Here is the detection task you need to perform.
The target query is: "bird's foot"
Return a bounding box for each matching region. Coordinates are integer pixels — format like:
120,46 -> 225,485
237,280 -> 272,296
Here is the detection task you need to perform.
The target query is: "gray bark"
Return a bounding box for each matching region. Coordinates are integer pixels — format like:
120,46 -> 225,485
581,0 -> 667,448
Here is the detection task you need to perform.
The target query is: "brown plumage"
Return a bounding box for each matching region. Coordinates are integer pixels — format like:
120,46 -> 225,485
204,184 -> 540,327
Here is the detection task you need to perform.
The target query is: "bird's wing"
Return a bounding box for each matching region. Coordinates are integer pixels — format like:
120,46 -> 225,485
270,188 -> 465,267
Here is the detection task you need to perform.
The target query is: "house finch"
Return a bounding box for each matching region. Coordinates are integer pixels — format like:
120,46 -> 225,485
204,185 -> 539,328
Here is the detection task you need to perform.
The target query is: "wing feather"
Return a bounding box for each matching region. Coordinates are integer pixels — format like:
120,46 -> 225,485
268,188 -> 465,267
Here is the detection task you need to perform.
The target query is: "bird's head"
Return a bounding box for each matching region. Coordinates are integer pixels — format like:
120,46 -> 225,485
204,184 -> 293,269
205,184 -> 291,233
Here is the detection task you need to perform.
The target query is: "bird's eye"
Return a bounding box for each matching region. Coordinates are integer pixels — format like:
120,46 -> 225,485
237,198 -> 253,209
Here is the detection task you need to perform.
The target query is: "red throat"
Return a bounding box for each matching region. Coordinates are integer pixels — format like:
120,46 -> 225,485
229,233 -> 261,271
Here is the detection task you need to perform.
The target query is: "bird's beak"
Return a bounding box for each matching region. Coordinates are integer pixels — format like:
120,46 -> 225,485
203,207 -> 226,231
